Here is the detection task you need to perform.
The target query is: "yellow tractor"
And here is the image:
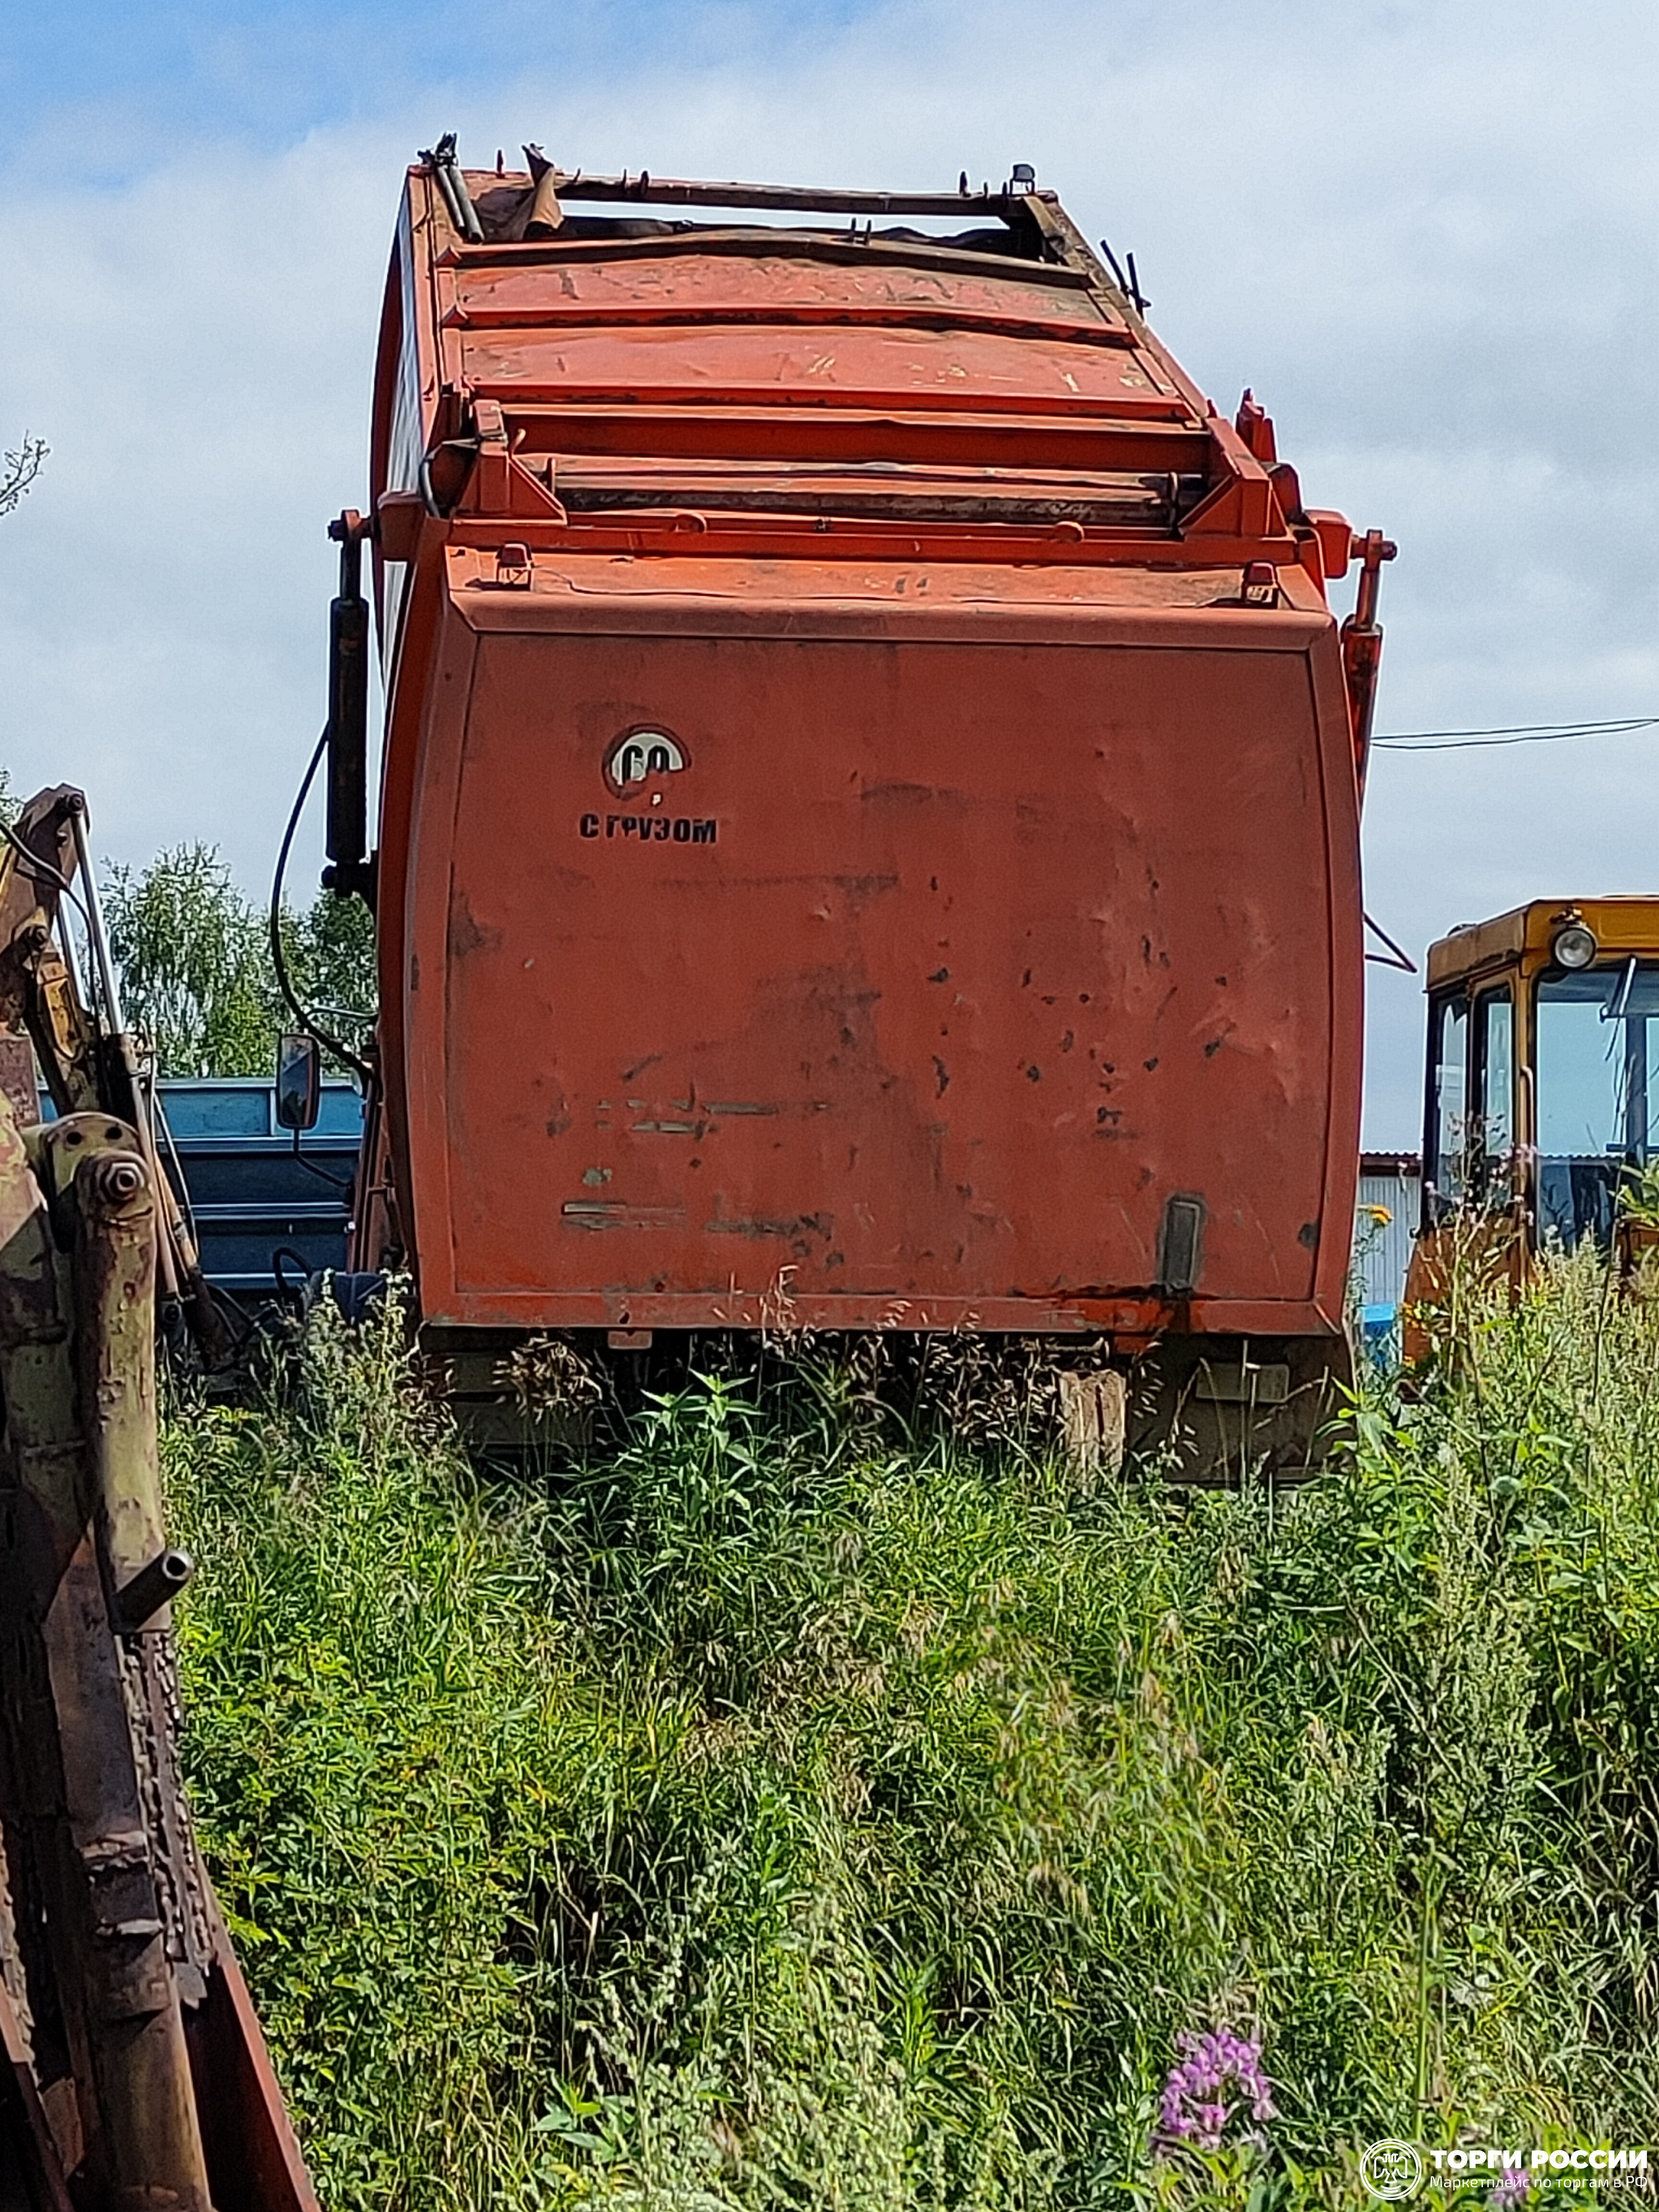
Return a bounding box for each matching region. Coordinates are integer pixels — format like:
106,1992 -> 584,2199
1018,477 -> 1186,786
1405,897 -> 1659,1342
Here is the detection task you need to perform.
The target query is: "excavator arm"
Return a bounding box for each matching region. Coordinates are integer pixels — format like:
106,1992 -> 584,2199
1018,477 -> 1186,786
0,788 -> 104,1121
0,791 -> 316,2209
0,789 -> 228,1367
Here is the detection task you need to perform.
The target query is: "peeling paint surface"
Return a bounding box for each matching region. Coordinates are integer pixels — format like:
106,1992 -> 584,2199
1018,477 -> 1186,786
412,613 -> 1357,1327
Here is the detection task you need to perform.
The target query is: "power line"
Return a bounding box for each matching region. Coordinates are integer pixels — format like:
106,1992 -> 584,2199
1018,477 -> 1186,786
1372,717 -> 1659,753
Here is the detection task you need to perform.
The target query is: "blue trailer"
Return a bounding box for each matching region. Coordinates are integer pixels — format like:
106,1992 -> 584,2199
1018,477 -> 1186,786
156,1079 -> 362,1295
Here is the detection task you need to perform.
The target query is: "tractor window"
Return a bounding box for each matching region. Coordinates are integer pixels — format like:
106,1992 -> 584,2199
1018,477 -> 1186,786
1425,992 -> 1469,1217
1475,986 -> 1515,1186
1536,962 -> 1659,1247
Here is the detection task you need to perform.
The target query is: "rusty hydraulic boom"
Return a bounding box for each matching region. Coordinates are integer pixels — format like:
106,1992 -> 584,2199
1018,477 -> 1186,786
0,790 -> 315,2209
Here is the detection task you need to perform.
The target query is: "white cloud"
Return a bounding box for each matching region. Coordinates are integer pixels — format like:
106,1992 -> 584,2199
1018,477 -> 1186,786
0,0 -> 1654,1141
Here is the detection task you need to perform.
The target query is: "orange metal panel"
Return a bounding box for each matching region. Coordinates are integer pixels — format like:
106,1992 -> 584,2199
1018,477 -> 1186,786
389,560 -> 1355,1332
488,406 -> 1211,475
452,249 -> 1130,337
443,548 -> 1334,629
455,325 -> 1185,415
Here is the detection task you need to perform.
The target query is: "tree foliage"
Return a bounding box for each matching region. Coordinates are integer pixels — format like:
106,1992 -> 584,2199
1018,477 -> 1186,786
103,844 -> 375,1078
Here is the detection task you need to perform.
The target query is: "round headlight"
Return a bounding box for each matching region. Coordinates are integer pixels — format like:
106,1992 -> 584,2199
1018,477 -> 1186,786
1552,922 -> 1598,970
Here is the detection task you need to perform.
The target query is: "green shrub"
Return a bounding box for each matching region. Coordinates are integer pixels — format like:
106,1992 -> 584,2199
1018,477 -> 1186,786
164,1255 -> 1659,2209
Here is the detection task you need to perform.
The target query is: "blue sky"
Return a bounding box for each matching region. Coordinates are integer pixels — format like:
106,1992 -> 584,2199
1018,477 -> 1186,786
0,0 -> 865,159
1,0 -> 1656,1142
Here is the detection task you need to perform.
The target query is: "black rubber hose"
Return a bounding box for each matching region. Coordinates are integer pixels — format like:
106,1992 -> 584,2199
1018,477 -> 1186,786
271,1246 -> 315,1308
269,725 -> 373,1084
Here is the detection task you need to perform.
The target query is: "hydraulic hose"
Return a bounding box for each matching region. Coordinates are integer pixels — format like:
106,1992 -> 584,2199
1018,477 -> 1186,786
269,725 -> 374,1084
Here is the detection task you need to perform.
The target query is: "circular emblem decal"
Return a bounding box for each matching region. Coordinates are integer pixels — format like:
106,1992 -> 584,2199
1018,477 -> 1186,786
1360,2142 -> 1424,2201
605,726 -> 688,795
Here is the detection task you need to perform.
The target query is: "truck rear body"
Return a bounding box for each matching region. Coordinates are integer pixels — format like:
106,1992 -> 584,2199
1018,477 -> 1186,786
361,160 -> 1369,1395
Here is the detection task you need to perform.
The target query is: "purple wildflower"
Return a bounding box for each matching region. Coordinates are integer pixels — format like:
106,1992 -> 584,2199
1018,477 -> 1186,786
1154,2028 -> 1277,2155
1489,2169 -> 1530,2210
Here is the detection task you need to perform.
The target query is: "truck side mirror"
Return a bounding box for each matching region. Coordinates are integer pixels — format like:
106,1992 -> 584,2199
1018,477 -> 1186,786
275,1033 -> 321,1132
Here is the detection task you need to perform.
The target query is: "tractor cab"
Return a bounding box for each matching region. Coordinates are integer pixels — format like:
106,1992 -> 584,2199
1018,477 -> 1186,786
1413,899 -> 1659,1295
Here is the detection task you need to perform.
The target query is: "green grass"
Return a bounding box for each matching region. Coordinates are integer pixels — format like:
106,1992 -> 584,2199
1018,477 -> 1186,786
163,1256 -> 1659,2209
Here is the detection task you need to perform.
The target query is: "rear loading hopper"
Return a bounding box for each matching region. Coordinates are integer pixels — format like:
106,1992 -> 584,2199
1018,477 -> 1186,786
344,154 -> 1388,1475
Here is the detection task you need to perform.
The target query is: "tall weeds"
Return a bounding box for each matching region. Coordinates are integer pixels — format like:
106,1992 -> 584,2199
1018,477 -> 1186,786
163,1253 -> 1659,2209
